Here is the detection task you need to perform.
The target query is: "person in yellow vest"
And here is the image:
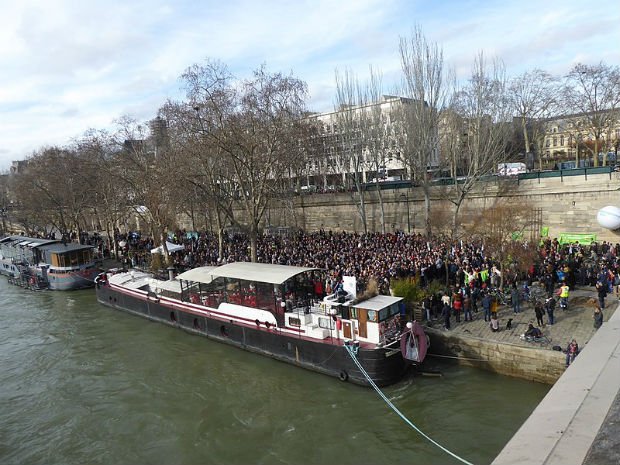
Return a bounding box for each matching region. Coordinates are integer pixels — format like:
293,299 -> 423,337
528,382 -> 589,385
558,282 -> 570,310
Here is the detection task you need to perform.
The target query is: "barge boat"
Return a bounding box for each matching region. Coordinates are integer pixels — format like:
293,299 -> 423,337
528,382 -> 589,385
95,262 -> 428,386
0,235 -> 100,290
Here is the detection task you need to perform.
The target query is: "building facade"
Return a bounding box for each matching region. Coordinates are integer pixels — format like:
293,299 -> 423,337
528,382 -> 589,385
542,111 -> 620,169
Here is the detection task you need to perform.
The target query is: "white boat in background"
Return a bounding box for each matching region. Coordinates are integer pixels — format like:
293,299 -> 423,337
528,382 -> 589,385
0,235 -> 100,290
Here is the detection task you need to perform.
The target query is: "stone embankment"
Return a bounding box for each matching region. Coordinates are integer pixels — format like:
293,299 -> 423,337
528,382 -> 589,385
424,287 -> 607,384
420,285 -> 620,465
492,298 -> 620,465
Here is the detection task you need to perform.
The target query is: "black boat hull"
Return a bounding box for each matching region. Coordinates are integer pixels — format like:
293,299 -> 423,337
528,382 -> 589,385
96,284 -> 408,387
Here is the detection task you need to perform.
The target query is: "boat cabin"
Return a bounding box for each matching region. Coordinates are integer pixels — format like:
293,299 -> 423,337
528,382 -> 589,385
142,262 -> 405,346
37,242 -> 97,271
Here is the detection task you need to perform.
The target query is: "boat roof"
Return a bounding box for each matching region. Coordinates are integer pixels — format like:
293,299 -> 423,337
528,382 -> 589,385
149,278 -> 183,293
108,270 -> 152,289
176,266 -> 217,284
37,243 -> 95,253
0,236 -> 58,247
348,294 -> 403,311
178,262 -> 320,285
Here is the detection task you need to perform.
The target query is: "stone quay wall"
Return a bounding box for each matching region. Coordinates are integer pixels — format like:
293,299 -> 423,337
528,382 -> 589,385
245,171 -> 620,242
424,328 -> 564,384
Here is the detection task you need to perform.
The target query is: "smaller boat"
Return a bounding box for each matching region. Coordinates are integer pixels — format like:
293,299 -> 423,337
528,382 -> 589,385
0,236 -> 100,290
400,320 -> 429,363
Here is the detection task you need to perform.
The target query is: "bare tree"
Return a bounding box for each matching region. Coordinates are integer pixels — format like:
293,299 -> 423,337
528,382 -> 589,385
161,97 -> 237,261
112,115 -> 183,263
443,53 -> 513,236
465,199 -> 538,288
508,69 -> 559,170
361,68 -> 390,233
77,129 -> 130,257
398,26 -> 452,237
563,62 -> 620,167
182,60 -> 308,261
12,146 -> 93,239
333,68 -> 370,232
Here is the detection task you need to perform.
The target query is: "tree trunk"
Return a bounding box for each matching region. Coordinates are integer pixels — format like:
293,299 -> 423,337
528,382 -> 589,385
160,230 -> 169,264
249,224 -> 258,263
377,186 -> 386,234
521,118 -> 530,158
423,185 -> 431,237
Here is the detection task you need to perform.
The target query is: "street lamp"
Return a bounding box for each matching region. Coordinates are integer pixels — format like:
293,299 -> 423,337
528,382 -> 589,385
399,192 -> 411,234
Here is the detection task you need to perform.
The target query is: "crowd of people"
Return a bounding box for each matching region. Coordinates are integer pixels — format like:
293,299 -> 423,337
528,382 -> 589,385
112,228 -> 620,309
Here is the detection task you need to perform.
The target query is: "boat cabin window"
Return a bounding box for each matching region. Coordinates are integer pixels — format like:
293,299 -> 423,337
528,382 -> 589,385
366,310 -> 378,322
318,316 -> 335,330
288,317 -> 301,327
51,250 -> 93,268
379,303 -> 401,322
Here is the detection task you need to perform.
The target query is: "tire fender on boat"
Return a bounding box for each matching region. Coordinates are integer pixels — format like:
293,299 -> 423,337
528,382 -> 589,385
339,370 -> 349,382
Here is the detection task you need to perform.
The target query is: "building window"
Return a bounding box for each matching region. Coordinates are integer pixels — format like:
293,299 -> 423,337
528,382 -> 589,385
553,137 -> 557,147
546,139 -> 551,148
560,136 -> 564,146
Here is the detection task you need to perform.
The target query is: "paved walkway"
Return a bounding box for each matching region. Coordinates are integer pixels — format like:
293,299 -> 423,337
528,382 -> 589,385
492,296 -> 620,465
423,285 -> 616,356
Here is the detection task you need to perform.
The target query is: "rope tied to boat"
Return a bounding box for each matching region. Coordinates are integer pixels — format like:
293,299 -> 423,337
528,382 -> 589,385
344,344 -> 475,465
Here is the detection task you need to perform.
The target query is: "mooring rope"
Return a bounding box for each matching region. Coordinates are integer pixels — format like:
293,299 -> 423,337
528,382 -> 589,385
344,344 -> 475,465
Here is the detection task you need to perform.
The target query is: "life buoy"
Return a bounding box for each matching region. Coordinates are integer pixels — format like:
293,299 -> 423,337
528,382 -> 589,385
339,370 -> 348,382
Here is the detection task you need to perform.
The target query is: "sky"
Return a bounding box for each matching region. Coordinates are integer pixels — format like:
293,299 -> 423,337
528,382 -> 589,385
1,0 -> 619,171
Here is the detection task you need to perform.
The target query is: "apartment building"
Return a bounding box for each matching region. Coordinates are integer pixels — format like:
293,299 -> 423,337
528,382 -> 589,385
542,111 -> 620,168
297,95 -> 425,189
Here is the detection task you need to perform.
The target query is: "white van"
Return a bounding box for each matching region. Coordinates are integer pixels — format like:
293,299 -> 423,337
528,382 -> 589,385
498,163 -> 526,176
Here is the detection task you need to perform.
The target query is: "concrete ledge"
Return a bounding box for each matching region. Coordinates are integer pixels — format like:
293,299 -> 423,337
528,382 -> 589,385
492,302 -> 620,465
426,329 -> 565,384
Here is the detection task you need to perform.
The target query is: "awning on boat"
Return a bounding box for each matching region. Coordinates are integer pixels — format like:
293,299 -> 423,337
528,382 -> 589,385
347,295 -> 403,310
206,262 -> 320,285
149,278 -> 183,293
176,266 -> 217,284
150,241 -> 185,254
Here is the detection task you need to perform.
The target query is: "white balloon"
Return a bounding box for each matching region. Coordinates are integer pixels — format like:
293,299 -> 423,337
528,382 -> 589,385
597,206 -> 620,230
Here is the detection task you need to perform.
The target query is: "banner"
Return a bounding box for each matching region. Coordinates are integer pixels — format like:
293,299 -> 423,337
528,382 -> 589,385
558,233 -> 597,245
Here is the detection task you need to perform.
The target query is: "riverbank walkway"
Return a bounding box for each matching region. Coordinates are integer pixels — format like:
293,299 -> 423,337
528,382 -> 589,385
424,286 -> 612,358
421,285 -> 619,465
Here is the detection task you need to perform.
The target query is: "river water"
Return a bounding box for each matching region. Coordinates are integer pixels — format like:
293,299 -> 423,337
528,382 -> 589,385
0,278 -> 549,465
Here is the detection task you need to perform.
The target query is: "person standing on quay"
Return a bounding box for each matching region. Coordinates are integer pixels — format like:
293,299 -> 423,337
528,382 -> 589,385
545,296 -> 556,325
481,292 -> 492,322
596,280 -> 607,309
594,306 -> 604,329
558,281 -> 570,310
511,283 -> 521,314
442,301 -> 451,330
534,300 -> 545,327
453,292 -> 462,323
463,293 -> 473,322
